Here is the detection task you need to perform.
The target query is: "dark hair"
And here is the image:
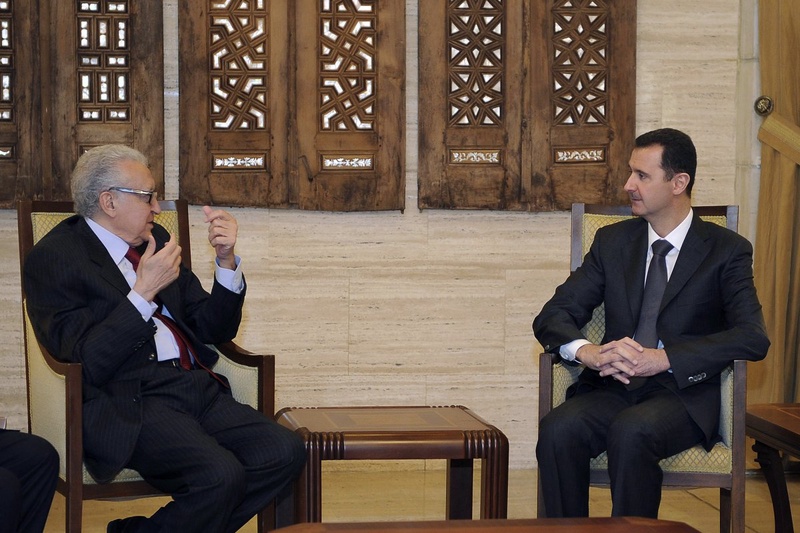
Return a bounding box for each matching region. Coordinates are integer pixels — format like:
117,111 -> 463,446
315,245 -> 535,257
634,128 -> 696,197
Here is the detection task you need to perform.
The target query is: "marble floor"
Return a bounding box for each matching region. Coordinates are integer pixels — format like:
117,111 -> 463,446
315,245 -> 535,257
43,464 -> 796,532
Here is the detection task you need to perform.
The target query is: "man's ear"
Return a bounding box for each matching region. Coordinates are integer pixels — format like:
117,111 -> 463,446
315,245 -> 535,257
672,172 -> 690,196
98,190 -> 116,217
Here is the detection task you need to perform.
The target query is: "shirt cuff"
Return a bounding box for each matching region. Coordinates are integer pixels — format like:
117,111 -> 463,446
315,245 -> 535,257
215,255 -> 244,294
560,339 -> 591,362
127,290 -> 156,321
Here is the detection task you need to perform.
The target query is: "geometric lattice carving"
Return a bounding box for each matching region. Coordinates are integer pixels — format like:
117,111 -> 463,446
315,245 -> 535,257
0,1 -> 12,123
76,1 -> 131,122
319,0 -> 375,131
209,0 -> 269,130
552,0 -> 608,126
447,0 -> 504,127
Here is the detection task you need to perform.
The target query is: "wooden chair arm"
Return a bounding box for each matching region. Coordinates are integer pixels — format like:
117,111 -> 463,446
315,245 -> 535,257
24,325 -> 84,489
538,352 -> 556,424
212,342 -> 276,419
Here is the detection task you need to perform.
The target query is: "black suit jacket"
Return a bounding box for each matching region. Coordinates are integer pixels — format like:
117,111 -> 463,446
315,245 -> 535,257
23,215 -> 246,483
533,214 -> 769,447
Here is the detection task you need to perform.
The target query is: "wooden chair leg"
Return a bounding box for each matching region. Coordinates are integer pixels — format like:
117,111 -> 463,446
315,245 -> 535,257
753,440 -> 795,533
66,489 -> 83,533
719,487 -> 731,533
258,503 -> 272,533
446,458 -> 473,519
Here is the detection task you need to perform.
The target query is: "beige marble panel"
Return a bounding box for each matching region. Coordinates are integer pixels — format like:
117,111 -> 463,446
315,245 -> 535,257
505,269 -> 563,378
637,0 -> 739,62
265,209 -> 429,269
425,211 -> 565,269
0,209 -> 26,429
275,374 -> 429,412
348,267 -> 506,374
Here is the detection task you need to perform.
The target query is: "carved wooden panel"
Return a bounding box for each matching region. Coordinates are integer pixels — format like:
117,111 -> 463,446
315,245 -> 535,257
179,0 -> 403,211
49,0 -> 164,199
0,1 -> 163,206
179,0 -> 291,207
0,0 -> 39,206
419,0 -> 524,210
527,0 -> 635,209
295,0 -> 405,211
419,0 -> 635,211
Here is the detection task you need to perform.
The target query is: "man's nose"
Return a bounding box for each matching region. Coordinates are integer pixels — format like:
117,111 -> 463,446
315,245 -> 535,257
623,176 -> 634,191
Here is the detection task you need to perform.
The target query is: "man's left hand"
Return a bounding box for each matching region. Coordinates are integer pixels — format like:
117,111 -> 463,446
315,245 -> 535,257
203,206 -> 238,270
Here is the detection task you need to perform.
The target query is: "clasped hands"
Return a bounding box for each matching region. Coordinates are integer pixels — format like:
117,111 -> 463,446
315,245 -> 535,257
575,338 -> 671,385
132,206 -> 238,302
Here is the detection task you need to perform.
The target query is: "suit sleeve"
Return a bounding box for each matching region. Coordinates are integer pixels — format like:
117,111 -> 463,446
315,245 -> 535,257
533,230 -> 608,354
665,234 -> 769,388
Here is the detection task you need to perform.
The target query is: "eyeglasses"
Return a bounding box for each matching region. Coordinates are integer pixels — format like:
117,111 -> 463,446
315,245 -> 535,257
108,186 -> 157,204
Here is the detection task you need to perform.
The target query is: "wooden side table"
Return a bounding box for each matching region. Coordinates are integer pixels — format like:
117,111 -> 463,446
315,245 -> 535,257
275,405 -> 509,526
745,403 -> 800,533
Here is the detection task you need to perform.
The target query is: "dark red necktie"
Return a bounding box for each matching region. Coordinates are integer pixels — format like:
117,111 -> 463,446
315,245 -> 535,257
125,247 -> 228,387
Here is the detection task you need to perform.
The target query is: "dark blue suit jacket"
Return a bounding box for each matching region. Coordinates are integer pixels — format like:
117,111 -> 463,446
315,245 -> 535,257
533,213 -> 769,447
23,215 -> 246,483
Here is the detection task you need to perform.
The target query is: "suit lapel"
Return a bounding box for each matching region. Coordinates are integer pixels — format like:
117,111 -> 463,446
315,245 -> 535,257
623,220 -> 649,322
77,219 -> 132,295
661,216 -> 711,310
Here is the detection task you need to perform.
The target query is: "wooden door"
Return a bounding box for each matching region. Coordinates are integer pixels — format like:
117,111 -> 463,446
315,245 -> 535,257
294,0 -> 405,211
0,1 -> 42,204
179,0 -> 291,207
527,0 -> 635,210
418,0 -> 636,211
50,0 -> 164,197
419,0 -> 525,210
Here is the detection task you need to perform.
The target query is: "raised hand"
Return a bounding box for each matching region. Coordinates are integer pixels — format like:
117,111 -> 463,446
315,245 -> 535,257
203,206 -> 238,270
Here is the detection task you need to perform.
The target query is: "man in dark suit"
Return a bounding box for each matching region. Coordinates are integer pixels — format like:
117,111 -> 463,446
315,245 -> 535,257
533,128 -> 770,518
23,145 -> 305,532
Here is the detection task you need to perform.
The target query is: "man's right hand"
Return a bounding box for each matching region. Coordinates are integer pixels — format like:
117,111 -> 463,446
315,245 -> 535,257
132,234 -> 181,303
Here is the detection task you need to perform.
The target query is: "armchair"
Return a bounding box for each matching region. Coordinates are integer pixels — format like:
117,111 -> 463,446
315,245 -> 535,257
17,199 -> 275,532
536,203 -> 747,533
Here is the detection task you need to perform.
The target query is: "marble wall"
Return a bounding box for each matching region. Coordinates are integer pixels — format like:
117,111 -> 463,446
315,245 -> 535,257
0,0 -> 760,470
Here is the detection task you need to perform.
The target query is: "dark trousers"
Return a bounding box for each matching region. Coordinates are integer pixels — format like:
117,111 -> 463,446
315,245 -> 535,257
125,367 -> 306,533
0,429 -> 59,533
536,376 -> 705,518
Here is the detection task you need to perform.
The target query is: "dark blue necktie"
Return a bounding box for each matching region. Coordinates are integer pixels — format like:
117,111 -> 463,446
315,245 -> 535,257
629,239 -> 673,389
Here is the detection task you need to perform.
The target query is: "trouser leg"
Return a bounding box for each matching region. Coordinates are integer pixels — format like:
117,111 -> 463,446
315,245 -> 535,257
606,385 -> 704,518
536,387 -> 629,517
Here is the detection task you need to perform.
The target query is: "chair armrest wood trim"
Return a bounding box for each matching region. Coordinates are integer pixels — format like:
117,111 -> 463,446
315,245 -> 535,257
214,341 -> 276,419
538,352 -> 556,424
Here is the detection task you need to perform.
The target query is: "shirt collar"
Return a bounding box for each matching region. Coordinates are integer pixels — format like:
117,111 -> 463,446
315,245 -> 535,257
646,207 -> 693,254
85,217 -> 131,265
